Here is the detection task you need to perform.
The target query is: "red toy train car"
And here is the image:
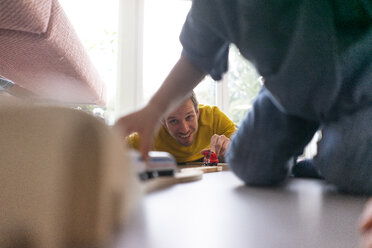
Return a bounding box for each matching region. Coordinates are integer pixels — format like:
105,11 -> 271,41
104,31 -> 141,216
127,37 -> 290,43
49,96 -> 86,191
202,150 -> 219,166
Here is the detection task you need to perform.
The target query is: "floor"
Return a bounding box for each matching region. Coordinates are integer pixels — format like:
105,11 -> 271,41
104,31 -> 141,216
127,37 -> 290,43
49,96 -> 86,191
114,171 -> 369,248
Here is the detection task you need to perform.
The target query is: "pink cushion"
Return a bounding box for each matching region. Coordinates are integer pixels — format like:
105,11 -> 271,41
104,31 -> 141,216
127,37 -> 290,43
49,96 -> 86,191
0,0 -> 106,105
0,0 -> 51,34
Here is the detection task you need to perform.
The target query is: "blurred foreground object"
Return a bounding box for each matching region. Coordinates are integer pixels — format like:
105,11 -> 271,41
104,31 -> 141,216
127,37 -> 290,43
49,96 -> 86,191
0,98 -> 140,248
0,0 -> 106,104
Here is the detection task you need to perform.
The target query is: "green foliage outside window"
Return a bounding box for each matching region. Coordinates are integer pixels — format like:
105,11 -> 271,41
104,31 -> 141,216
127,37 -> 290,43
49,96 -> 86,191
195,45 -> 261,125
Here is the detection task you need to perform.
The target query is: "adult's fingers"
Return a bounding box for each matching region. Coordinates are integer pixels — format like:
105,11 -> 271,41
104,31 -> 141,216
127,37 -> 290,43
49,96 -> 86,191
210,134 -> 230,157
210,134 -> 219,153
200,149 -> 211,155
217,135 -> 230,156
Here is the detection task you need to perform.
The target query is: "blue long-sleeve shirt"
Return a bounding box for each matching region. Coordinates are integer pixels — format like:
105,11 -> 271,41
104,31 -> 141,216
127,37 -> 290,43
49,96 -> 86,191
180,0 -> 372,122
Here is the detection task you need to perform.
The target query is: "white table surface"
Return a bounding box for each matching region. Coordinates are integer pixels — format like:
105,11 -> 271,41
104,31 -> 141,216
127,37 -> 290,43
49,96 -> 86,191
114,171 -> 369,248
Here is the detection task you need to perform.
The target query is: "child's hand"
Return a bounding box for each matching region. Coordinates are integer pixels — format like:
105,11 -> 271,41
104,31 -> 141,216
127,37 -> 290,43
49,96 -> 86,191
359,199 -> 372,247
115,106 -> 161,160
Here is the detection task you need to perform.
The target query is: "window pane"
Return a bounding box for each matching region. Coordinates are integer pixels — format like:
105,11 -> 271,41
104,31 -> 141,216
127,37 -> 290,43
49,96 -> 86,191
143,0 -> 216,106
194,77 -> 217,106
143,0 -> 191,102
226,45 -> 261,125
142,1 -> 260,125
59,0 -> 119,109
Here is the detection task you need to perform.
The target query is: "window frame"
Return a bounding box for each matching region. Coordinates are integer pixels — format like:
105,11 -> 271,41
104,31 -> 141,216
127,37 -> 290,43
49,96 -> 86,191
116,0 -> 232,119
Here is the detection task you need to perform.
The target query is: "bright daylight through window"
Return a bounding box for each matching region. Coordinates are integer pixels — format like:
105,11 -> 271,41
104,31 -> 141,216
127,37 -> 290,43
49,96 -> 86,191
143,0 -> 261,125
59,0 -> 119,121
60,0 -> 261,126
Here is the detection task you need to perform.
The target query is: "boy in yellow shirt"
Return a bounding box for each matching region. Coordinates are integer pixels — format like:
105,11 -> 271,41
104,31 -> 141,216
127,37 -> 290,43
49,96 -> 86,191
127,92 -> 236,163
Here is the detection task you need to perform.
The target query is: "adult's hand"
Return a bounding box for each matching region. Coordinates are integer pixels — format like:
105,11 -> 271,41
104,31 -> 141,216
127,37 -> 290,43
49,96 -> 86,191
210,134 -> 230,157
359,198 -> 372,247
115,105 -> 161,160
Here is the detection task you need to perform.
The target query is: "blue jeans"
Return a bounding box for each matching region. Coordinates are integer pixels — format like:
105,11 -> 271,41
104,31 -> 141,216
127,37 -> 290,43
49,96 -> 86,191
226,87 -> 372,195
226,88 -> 319,186
315,106 -> 372,195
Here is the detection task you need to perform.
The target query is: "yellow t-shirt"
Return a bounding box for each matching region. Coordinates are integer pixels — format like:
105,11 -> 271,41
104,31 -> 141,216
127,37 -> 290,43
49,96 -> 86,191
127,105 -> 237,163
